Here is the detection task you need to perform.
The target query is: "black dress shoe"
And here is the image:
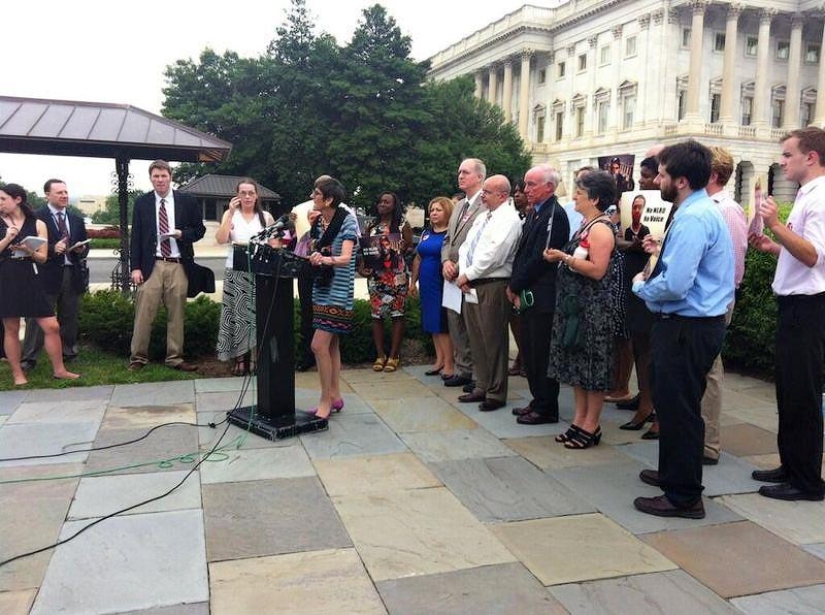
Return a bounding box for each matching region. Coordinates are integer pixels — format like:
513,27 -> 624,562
424,368 -> 443,376
639,469 -> 662,487
458,391 -> 485,403
752,467 -> 789,483
702,455 -> 719,466
516,410 -> 558,425
634,495 -> 705,519
616,393 -> 641,410
463,381 -> 477,393
479,399 -> 506,412
758,483 -> 825,501
511,405 -> 533,416
620,416 -> 650,430
641,428 -> 659,440
443,375 -> 472,387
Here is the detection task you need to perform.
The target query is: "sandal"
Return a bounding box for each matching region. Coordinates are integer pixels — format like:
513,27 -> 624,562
373,356 -> 387,372
555,425 -> 583,443
384,357 -> 400,373
564,426 -> 602,449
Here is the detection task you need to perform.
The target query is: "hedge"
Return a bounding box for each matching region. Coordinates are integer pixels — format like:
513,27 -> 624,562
78,289 -> 433,364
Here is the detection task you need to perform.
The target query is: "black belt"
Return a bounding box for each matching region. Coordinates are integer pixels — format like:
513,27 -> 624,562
657,313 -> 725,323
469,277 -> 509,287
776,292 -> 825,306
10,257 -> 32,261
156,257 -> 182,263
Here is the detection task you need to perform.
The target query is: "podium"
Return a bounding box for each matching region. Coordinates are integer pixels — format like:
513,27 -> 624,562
226,244 -> 328,439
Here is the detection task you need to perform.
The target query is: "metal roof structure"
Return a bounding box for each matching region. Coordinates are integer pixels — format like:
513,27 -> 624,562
181,174 -> 280,201
0,95 -> 232,162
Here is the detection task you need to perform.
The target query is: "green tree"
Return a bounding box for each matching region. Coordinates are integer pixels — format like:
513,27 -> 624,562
92,190 -> 144,225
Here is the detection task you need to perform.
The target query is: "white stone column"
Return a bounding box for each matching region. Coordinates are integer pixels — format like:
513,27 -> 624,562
684,0 -> 709,124
753,9 -> 776,127
815,17 -> 825,124
518,49 -> 532,140
610,25 -> 623,133
474,72 -> 483,99
488,65 -> 498,106
783,14 -> 804,130
719,3 -> 743,129
502,60 -> 514,122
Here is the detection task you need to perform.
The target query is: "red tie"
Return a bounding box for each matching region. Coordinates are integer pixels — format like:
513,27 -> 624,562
159,198 -> 171,257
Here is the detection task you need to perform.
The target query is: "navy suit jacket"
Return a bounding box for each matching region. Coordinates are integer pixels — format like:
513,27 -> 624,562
130,190 -> 205,280
509,196 -> 570,312
36,206 -> 88,292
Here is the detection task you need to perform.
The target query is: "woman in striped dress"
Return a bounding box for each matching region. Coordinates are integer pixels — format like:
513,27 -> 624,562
215,178 -> 276,375
307,177 -> 357,419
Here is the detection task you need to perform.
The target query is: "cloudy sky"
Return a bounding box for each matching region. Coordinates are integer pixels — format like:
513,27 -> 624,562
2,0 -> 533,198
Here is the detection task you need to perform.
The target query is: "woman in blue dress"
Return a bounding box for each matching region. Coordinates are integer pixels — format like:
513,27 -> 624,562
307,177 -> 357,419
410,196 -> 454,379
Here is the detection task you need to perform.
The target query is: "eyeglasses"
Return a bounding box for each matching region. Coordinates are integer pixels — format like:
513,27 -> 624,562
481,189 -> 508,196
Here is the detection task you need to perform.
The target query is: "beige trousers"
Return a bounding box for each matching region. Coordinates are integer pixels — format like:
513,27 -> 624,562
130,261 -> 188,366
701,301 -> 735,460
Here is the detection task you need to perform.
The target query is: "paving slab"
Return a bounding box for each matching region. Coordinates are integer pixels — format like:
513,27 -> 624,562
115,604 -> 209,615
548,460 -> 742,534
24,385 -> 113,403
550,570 -> 740,614
0,463 -> 81,592
723,373 -> 776,398
0,589 -> 36,615
490,513 -> 676,586
428,456 -> 594,522
806,543 -> 825,560
85,423 -> 201,476
315,452 -> 441,496
193,377 -> 248,393
294,389 -> 373,415
31,510 -> 208,615
732,584 -> 825,614
399,428 -> 516,463
199,442 -> 315,484
592,419 -> 656,446
299,412 -> 406,460
370,396 -> 477,432
101,404 -> 196,430
0,390 -> 28,414
332,487 -> 515,582
619,442 -> 761,496
718,493 -> 825,544
503,435 -> 634,470
202,477 -> 351,562
6,398 -> 107,425
377,562 -> 566,615
111,380 -> 195,407
0,422 -> 98,467
350,381 -> 439,404
719,386 -> 777,412
642,520 -> 825,598
196,421 -> 298,450
194,391 -> 257,413
210,548 -> 386,615
452,402 -> 566,439
68,470 -> 201,519
0,415 -> 7,428
343,367 -> 419,385
726,408 -> 780,433
721,423 -> 778,457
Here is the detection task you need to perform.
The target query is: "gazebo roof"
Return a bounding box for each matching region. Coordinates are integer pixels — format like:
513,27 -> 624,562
181,174 -> 280,201
0,95 -> 232,162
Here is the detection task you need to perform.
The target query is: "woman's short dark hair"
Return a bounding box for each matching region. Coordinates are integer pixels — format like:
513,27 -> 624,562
575,170 -> 617,212
1,183 -> 35,219
512,179 -> 526,193
316,177 -> 346,208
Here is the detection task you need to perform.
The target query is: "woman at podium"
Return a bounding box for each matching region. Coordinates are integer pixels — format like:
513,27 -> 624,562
307,177 -> 358,419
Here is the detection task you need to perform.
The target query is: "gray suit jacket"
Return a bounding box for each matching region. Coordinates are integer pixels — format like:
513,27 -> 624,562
441,191 -> 484,264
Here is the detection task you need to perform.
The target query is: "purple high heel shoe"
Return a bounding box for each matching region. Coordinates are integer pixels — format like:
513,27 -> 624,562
307,399 -> 344,417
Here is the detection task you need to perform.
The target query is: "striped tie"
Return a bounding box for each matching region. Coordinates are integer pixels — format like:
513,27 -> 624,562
159,198 -> 171,257
466,211 -> 492,267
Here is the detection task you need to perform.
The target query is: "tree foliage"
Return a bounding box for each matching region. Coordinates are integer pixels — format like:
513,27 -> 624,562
160,0 -> 531,212
91,190 -> 144,225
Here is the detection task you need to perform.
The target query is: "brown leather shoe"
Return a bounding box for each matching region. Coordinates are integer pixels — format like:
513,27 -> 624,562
458,391 -> 485,403
511,405 -> 533,416
639,469 -> 662,487
128,362 -> 145,371
479,399 -> 506,412
171,361 -> 198,372
633,495 -> 705,519
516,410 -> 558,425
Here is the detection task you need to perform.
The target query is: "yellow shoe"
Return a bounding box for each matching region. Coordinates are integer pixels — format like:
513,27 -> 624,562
383,357 -> 400,373
373,356 -> 387,372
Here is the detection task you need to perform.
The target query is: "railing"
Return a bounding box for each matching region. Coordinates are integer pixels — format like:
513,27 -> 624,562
738,126 -> 756,138
704,123 -> 723,136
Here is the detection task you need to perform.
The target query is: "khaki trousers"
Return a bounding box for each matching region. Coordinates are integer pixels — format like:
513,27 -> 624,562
701,301 -> 735,460
130,261 -> 188,366
463,280 -> 510,403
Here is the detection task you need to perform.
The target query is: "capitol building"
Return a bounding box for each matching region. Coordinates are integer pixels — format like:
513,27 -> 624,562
427,0 -> 824,203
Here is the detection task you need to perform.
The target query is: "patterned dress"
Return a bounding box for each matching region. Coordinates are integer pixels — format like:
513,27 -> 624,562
366,219 -> 410,319
216,211 -> 267,361
312,214 -> 358,334
547,220 -> 617,391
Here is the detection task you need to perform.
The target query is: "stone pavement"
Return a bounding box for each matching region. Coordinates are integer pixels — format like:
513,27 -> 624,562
1,367 -> 824,614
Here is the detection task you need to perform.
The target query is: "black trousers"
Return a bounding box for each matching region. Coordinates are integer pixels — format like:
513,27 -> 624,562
522,308 -> 559,418
297,272 -> 315,363
651,315 -> 725,507
775,294 -> 825,495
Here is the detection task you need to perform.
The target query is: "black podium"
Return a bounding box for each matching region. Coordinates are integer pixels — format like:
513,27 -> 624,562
226,244 -> 328,439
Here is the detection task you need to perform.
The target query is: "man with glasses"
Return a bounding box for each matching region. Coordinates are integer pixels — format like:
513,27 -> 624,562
454,175 -> 522,411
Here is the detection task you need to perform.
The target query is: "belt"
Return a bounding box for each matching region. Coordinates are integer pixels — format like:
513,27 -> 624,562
156,257 -> 182,263
776,291 -> 825,305
469,277 -> 509,287
10,256 -> 32,261
656,313 -> 725,323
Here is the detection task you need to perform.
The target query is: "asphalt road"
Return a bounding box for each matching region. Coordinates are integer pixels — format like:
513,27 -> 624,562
89,256 -> 227,285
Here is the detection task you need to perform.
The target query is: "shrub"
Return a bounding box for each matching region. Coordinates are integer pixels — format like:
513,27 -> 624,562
87,226 -> 121,239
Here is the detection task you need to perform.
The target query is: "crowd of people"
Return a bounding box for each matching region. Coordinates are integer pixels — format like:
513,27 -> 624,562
3,129 -> 824,514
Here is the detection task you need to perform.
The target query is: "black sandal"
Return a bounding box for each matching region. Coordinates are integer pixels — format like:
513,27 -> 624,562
555,425 -> 583,443
564,426 -> 602,449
